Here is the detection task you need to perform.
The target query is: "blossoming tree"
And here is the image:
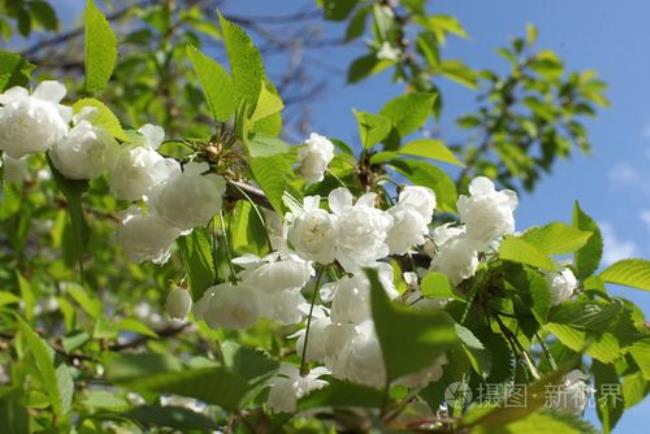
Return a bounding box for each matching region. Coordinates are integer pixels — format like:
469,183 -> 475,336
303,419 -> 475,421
0,1 -> 648,433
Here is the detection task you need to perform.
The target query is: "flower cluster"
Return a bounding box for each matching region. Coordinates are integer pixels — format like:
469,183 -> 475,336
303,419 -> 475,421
0,82 -> 227,266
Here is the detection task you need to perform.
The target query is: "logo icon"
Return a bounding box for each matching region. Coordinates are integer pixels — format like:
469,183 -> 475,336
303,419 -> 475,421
444,381 -> 473,407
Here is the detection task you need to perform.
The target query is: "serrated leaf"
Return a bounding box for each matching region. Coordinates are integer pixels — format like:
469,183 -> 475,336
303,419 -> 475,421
592,361 -> 623,433
251,81 -> 284,122
521,222 -> 592,256
16,317 -> 72,416
471,410 -> 599,434
187,44 -> 238,122
572,202 -> 603,279
499,236 -> 556,271
544,323 -> 620,363
380,92 -> 436,137
600,259 -> 650,292
399,138 -> 464,166
218,12 -> 264,117
353,110 -> 391,149
177,228 -> 215,300
421,271 -> 458,299
456,323 -> 491,378
248,153 -> 295,215
368,268 -> 458,382
72,98 -> 128,141
628,338 -> 650,380
84,0 -> 118,94
621,371 -> 648,409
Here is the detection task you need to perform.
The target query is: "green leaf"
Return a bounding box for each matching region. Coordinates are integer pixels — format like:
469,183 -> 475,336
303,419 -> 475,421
456,324 -> 491,378
572,202 -> 603,279
544,323 -> 620,363
218,12 -> 264,117
0,387 -> 29,434
380,92 -> 436,137
298,378 -> 384,410
592,361 -> 623,433
246,133 -> 291,158
104,352 -> 182,383
439,60 -> 477,88
416,14 -> 468,42
117,367 -> 249,411
367,268 -> 458,382
251,80 -> 284,122
600,259 -> 650,292
220,342 -> 278,382
123,405 -> 220,432
521,222 -> 592,256
84,0 -> 118,94
499,236 -> 556,271
65,283 -> 101,319
322,0 -> 357,21
420,271 -> 458,299
621,371 -> 648,409
399,138 -> 464,166
347,54 -> 392,83
248,153 -> 295,215
230,200 -> 268,256
72,98 -> 128,141
187,45 -> 238,122
629,338 -> 650,380
29,1 -> 58,31
15,272 -> 35,321
116,318 -> 159,338
353,110 -> 391,149
472,410 -> 598,434
16,317 -> 72,416
0,50 -> 32,92
177,228 -> 216,300
387,159 -> 457,212
345,6 -> 368,41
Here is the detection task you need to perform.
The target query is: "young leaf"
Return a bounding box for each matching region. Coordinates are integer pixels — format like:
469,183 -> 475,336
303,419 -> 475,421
399,138 -> 464,166
248,153 -> 295,215
572,202 -> 603,279
420,271 -> 458,299
16,317 -> 73,416
387,159 -> 458,212
72,98 -> 128,141
592,361 -> 623,433
380,92 -> 436,137
84,0 -> 118,94
367,268 -> 458,382
251,81 -> 284,122
353,110 -> 391,149
499,236 -> 556,271
218,12 -> 264,117
347,54 -> 392,83
600,259 -> 650,292
177,228 -> 216,300
187,45 -> 238,122
0,50 -> 33,92
521,222 -> 592,256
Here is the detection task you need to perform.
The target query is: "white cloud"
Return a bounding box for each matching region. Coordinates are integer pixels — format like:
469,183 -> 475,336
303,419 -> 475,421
640,209 -> 650,229
599,222 -> 639,265
608,162 -> 641,185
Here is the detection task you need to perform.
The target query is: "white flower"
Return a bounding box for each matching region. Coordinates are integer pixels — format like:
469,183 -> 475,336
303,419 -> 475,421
329,320 -> 386,388
116,207 -> 180,264
267,363 -> 329,413
1,155 -> 28,183
294,312 -> 332,362
108,124 -> 180,201
259,289 -> 310,325
429,225 -> 479,285
398,186 -> 436,222
386,204 -> 428,255
545,267 -> 578,306
286,195 -> 337,264
328,263 -> 398,325
298,133 -> 334,183
328,188 -> 393,272
165,287 -> 192,320
457,177 -> 518,244
149,162 -> 226,231
548,370 -> 593,415
377,42 -> 401,61
49,108 -> 118,180
235,252 -> 314,293
0,81 -> 72,158
194,283 -> 261,329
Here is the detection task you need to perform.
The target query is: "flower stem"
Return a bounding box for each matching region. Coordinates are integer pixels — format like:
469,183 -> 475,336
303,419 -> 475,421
299,269 -> 324,376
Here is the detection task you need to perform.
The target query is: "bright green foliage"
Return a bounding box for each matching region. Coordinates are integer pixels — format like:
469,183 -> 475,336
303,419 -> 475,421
84,0 -> 117,94
521,222 -> 592,256
367,268 -> 458,382
72,98 -> 129,141
499,236 -> 556,271
187,45 -> 238,122
399,138 -> 464,166
573,201 -> 603,279
353,110 -> 391,148
177,228 -> 216,299
601,259 -> 650,292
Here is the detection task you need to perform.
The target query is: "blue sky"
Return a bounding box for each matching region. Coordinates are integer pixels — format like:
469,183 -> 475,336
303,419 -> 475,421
32,0 -> 650,430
